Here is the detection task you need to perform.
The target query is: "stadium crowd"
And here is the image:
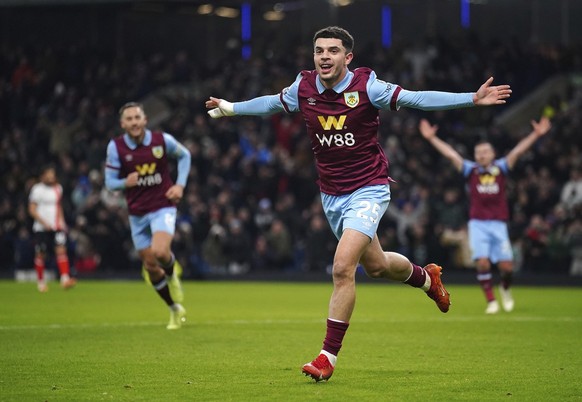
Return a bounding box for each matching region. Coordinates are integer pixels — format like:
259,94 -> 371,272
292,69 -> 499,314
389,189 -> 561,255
1,32 -> 581,278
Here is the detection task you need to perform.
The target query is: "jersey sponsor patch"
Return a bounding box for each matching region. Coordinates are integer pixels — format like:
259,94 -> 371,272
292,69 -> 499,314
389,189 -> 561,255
317,115 -> 347,130
344,91 -> 359,108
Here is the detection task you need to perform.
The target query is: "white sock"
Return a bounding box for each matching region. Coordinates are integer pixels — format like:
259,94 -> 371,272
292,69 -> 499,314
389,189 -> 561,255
320,350 -> 337,367
422,272 -> 431,292
61,274 -> 70,282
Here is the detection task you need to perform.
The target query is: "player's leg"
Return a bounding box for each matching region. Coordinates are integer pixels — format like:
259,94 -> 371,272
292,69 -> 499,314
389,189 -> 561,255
492,222 -> 514,312
359,235 -> 450,313
33,232 -> 48,292
34,249 -> 48,292
149,207 -> 185,328
151,230 -> 184,303
131,212 -> 184,329
54,231 -> 76,289
303,228 -> 368,382
469,220 -> 498,313
303,185 -> 387,381
150,207 -> 183,303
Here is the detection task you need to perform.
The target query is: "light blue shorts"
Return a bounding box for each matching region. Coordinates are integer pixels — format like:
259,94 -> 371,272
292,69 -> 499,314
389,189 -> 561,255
468,219 -> 513,263
321,184 -> 391,240
129,207 -> 177,251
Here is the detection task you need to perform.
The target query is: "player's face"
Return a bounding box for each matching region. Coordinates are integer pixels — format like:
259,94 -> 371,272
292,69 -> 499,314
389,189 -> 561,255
314,38 -> 353,89
120,106 -> 147,141
474,143 -> 495,167
41,168 -> 56,185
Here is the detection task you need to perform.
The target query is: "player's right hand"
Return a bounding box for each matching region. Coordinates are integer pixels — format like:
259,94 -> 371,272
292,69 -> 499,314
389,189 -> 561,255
206,97 -> 235,118
125,172 -> 139,188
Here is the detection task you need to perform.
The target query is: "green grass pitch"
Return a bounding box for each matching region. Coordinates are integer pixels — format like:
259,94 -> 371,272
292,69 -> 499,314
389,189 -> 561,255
0,279 -> 581,401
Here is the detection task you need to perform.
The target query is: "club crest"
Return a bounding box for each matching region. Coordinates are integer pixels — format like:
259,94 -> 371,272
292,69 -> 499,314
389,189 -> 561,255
344,91 -> 359,108
152,146 -> 164,159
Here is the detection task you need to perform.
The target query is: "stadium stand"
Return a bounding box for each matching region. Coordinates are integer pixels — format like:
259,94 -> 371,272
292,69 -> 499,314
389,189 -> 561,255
1,11 -> 581,281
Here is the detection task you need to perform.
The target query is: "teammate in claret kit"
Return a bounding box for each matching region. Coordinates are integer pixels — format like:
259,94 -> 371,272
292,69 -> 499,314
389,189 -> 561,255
105,102 -> 191,330
419,116 -> 551,314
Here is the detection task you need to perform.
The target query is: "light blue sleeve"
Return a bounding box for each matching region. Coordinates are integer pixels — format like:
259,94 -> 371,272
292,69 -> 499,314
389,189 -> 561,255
367,71 -> 475,111
396,89 -> 475,111
232,73 -> 302,115
104,140 -> 126,190
496,158 -> 509,174
366,71 -> 400,109
233,95 -> 285,115
462,160 -> 477,177
279,73 -> 302,113
163,133 -> 191,187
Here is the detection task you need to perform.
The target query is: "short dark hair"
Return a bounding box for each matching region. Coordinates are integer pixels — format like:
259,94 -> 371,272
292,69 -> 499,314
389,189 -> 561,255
313,26 -> 354,53
118,101 -> 144,117
39,163 -> 56,176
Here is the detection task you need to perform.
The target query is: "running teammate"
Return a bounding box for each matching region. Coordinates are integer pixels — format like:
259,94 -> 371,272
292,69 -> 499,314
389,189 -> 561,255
105,102 -> 191,329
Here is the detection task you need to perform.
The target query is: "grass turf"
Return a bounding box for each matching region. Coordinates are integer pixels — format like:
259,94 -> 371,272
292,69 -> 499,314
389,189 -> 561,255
0,279 -> 581,401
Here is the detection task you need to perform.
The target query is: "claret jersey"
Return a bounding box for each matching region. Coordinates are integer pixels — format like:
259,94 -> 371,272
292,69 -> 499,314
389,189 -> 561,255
463,158 -> 510,221
282,68 -> 396,195
107,131 -> 174,215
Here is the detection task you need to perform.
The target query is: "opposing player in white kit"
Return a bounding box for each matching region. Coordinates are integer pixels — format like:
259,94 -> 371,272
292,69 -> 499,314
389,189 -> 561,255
206,26 -> 512,381
28,165 -> 76,292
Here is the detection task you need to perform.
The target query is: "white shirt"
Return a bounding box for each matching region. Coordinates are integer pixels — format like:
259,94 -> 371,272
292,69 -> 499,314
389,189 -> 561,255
29,182 -> 64,232
561,179 -> 582,210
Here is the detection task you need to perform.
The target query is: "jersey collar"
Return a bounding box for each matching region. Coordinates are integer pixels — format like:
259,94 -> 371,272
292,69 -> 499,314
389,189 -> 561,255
123,129 -> 152,149
316,69 -> 353,94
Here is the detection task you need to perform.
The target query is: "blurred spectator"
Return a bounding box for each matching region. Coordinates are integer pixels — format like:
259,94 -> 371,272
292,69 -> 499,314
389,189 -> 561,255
254,198 -> 274,233
432,188 -> 473,269
560,168 -> 582,214
202,224 -> 228,274
304,214 -> 335,272
224,219 -> 252,275
566,218 -> 582,276
523,214 -> 550,272
265,218 -> 293,270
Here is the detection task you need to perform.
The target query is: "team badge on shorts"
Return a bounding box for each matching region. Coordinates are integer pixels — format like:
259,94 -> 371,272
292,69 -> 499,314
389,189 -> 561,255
344,91 -> 359,108
152,146 -> 164,159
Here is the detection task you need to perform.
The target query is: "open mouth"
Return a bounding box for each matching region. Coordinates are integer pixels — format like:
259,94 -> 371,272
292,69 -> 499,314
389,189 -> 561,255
320,64 -> 333,74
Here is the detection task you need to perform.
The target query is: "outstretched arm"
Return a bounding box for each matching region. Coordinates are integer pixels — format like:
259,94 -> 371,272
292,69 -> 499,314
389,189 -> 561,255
418,119 -> 464,171
505,117 -> 551,169
377,76 -> 512,111
206,95 -> 284,118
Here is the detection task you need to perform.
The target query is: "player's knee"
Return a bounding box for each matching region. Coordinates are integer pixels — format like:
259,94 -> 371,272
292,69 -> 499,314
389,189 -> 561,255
476,258 -> 491,271
151,246 -> 170,263
331,262 -> 355,285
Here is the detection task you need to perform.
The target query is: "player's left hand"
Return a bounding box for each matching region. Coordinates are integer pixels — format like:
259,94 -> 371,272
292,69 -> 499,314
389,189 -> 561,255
473,77 -> 512,106
165,185 -> 184,204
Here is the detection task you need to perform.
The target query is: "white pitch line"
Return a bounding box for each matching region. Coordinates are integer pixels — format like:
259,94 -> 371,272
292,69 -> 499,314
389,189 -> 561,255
0,315 -> 580,331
